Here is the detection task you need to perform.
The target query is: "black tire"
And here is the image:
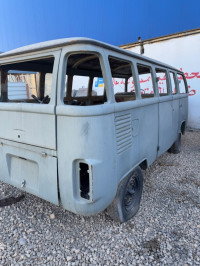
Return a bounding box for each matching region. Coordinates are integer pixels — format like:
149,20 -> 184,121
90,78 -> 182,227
107,167 -> 143,223
168,133 -> 181,154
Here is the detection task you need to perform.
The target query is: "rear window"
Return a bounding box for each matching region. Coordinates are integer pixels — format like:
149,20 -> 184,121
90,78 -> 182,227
0,57 -> 54,104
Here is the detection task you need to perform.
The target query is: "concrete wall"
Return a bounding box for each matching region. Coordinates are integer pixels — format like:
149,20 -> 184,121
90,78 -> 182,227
124,33 -> 200,129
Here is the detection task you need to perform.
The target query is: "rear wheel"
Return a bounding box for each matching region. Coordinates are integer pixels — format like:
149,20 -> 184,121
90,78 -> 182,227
168,133 -> 181,154
107,167 -> 143,223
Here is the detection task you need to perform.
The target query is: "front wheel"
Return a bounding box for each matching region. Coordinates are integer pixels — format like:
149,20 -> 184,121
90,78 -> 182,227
107,167 -> 143,223
168,133 -> 181,154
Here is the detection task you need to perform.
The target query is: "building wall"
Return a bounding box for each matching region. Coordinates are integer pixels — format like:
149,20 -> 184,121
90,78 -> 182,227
124,33 -> 200,129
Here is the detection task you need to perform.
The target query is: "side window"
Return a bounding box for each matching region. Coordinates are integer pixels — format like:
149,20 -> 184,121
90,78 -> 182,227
177,73 -> 187,94
64,53 -> 107,105
156,69 -> 168,96
112,77 -> 134,93
137,64 -> 154,98
0,57 -> 54,104
108,57 -> 135,103
170,72 -> 177,94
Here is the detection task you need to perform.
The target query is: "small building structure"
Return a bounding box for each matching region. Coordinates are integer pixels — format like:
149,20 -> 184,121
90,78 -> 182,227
120,28 -> 200,129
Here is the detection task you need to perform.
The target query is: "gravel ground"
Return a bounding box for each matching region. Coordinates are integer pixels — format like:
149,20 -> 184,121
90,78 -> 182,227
0,130 -> 200,265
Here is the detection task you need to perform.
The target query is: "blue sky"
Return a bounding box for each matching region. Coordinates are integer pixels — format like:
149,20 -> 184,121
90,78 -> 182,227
0,0 -> 199,52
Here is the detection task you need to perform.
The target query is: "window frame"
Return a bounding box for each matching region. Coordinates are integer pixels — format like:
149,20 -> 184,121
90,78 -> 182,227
169,71 -> 177,95
61,50 -> 108,105
155,68 -> 170,97
108,55 -> 138,103
177,72 -> 188,94
136,63 -> 156,98
0,51 -> 60,105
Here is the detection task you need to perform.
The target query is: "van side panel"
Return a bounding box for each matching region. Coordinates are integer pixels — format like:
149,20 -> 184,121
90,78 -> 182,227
158,96 -> 174,156
56,97 -> 160,215
56,105 -> 116,215
179,94 -> 188,128
114,99 -> 159,181
172,94 -> 180,139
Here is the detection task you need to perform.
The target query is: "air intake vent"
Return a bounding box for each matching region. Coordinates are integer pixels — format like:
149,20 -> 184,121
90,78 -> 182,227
79,163 -> 90,200
115,113 -> 132,154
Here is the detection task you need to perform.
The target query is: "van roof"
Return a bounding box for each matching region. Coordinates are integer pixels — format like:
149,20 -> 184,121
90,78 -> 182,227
0,37 -> 181,72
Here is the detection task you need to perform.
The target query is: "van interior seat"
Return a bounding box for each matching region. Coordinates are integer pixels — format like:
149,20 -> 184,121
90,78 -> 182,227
141,94 -> 154,98
115,92 -> 136,102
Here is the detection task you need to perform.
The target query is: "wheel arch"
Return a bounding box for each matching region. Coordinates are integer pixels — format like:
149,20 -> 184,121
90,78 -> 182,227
107,165 -> 144,222
181,121 -> 186,135
139,159 -> 148,170
119,158 -> 148,184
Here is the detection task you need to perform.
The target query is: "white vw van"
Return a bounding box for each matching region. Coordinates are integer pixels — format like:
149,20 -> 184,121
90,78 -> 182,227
0,38 -> 188,222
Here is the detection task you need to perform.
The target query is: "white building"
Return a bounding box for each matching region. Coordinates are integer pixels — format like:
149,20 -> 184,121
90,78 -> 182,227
120,28 -> 200,129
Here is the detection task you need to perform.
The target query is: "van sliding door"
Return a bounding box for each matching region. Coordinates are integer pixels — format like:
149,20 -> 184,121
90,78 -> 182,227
177,73 -> 188,130
156,69 -> 173,156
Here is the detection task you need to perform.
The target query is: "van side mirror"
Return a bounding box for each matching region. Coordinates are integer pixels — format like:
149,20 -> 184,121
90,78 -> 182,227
156,77 -> 159,82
